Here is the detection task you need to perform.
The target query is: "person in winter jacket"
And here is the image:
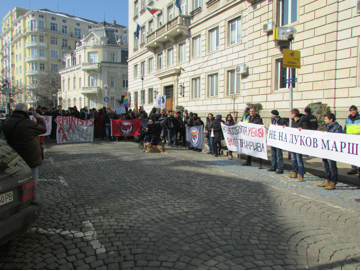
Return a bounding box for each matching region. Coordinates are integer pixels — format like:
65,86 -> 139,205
344,105 -> 360,175
1,103 -> 47,185
225,114 -> 235,160
316,113 -> 344,190
243,107 -> 264,168
188,113 -> 204,126
304,107 -> 318,130
165,110 -> 179,147
242,107 -> 251,123
213,115 -> 224,157
182,111 -> 190,146
267,110 -> 288,174
149,107 -> 157,122
95,109 -> 105,139
138,106 -> 148,119
286,108 -> 308,182
205,113 -> 216,154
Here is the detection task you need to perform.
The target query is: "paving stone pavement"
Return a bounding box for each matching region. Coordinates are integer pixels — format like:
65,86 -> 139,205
0,141 -> 359,270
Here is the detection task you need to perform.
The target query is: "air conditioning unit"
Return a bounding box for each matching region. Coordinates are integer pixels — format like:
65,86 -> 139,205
236,64 -> 247,75
263,22 -> 275,33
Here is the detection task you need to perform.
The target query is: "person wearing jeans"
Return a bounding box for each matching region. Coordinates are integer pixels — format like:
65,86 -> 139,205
317,113 -> 343,190
267,110 -> 287,174
165,110 -> 179,147
205,113 -> 215,154
286,108 -> 308,181
225,114 -> 235,159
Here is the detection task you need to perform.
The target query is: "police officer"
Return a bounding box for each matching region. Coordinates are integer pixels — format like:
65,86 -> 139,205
344,105 -> 360,175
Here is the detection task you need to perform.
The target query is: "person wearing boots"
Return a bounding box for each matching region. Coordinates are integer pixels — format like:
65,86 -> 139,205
344,105 -> 360,175
213,115 -> 224,157
267,110 -> 287,174
242,107 -> 263,168
317,113 -> 343,190
286,108 -> 308,182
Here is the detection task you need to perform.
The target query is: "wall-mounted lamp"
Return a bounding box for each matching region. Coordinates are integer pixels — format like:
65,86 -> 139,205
153,89 -> 158,100
179,83 -> 184,97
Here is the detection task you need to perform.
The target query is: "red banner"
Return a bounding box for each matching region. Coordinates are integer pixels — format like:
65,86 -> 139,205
111,119 -> 141,137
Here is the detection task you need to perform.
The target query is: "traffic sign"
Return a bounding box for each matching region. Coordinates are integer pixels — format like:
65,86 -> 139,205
104,97 -> 109,102
283,49 -> 301,69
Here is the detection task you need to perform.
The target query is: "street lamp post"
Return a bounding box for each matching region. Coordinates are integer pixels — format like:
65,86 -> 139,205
284,27 -> 297,127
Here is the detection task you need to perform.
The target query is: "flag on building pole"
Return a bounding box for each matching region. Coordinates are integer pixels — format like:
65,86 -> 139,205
123,93 -> 129,107
146,6 -> 162,15
135,23 -> 141,39
175,0 -> 182,14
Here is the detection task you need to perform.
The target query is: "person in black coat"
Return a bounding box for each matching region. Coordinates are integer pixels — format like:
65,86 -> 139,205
213,114 -> 224,157
243,107 -> 264,168
149,107 -> 157,122
205,113 -> 216,154
267,110 -> 288,174
165,110 -> 179,147
304,107 -> 318,130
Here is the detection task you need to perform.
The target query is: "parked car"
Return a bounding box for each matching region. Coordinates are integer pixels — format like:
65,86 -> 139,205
0,139 -> 41,245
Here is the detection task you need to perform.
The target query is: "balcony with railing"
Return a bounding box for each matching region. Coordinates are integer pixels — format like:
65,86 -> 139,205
62,45 -> 72,50
25,70 -> 48,76
25,56 -> 48,62
146,15 -> 190,51
81,62 -> 100,71
81,86 -> 101,94
25,41 -> 48,48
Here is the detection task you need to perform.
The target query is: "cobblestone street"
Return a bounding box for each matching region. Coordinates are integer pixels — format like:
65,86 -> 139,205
0,141 -> 359,270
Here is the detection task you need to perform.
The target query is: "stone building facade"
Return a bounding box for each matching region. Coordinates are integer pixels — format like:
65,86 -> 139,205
128,0 -> 360,123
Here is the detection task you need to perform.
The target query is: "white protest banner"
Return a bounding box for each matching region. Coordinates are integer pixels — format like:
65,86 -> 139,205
267,125 -> 360,166
55,116 -> 94,144
30,115 -> 52,136
156,95 -> 166,109
221,122 -> 268,160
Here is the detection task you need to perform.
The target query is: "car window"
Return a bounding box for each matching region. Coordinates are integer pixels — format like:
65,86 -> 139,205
0,139 -> 31,180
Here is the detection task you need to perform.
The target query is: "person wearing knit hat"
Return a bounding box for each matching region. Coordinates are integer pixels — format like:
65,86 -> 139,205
345,105 -> 360,175
268,110 -> 288,174
242,107 -> 251,123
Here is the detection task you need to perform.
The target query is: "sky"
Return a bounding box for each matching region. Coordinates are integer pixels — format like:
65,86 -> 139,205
0,0 -> 129,33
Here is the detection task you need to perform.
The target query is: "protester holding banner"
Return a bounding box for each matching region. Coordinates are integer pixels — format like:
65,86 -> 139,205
267,110 -> 287,174
316,113 -> 343,190
205,113 -> 216,155
243,107 -> 264,169
225,114 -> 235,160
286,108 -> 308,182
213,115 -> 224,157
344,105 -> 360,176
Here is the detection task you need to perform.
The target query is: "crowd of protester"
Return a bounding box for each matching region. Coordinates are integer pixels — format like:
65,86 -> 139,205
1,102 -> 359,192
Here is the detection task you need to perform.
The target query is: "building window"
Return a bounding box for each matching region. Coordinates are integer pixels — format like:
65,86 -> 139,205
208,74 -> 218,97
74,28 -> 82,39
39,35 -> 44,42
134,33 -> 138,49
76,23 -> 80,26
229,17 -> 241,45
134,64 -> 138,78
62,39 -> 68,47
51,64 -> 59,72
68,78 -> 71,90
31,62 -> 37,71
123,75 -> 128,87
179,43 -> 186,63
168,48 -> 174,67
168,5 -> 174,20
141,61 -> 145,76
38,20 -> 45,29
19,53 -> 21,61
149,20 -> 153,32
51,36 -> 58,45
111,77 -> 115,88
50,50 -> 59,59
62,25 -> 68,35
134,91 -> 138,105
209,28 -> 219,52
123,36 -> 128,44
19,65 -> 22,73
30,20 -> 37,31
50,22 -> 58,31
111,53 -> 116,62
192,77 -> 201,99
52,17 -> 56,20
16,67 -> 18,75
31,49 -> 37,56
279,0 -> 297,26
73,98 -> 76,106
148,88 -> 153,104
73,77 -> 76,89
193,36 -> 201,57
89,75 -> 97,87
194,0 -> 201,9
31,34 -> 37,42
32,76 -> 38,85
16,54 -> 18,62
39,15 -> 44,18
40,63 -> 45,70
141,26 -> 146,44
88,52 -> 98,62
79,78 -> 82,88
158,53 -> 163,70
276,59 -> 296,89
158,13 -> 163,27
110,96 -> 115,108
149,57 -> 154,73
228,70 -> 241,94
39,49 -> 44,57
180,0 -> 187,14
135,0 -> 139,14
